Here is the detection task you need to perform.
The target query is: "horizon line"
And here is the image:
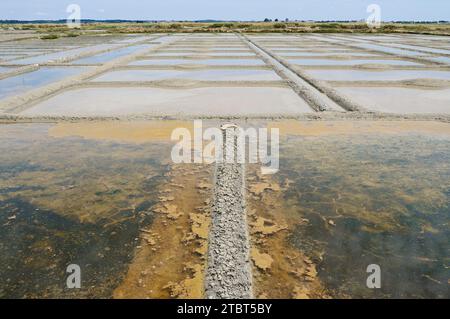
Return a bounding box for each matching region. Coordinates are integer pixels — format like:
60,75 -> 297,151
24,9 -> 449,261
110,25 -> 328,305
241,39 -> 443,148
1,19 -> 449,23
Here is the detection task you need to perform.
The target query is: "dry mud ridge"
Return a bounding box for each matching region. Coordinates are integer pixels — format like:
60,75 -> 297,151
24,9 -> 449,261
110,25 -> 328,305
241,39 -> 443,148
205,125 -> 253,298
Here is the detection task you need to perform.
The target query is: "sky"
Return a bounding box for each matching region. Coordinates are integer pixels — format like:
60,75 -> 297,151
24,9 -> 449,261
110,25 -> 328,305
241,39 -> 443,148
1,0 -> 449,21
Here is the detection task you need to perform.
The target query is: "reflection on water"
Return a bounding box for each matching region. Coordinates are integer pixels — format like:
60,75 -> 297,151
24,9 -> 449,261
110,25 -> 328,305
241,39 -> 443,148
0,123 -> 173,298
72,44 -> 154,65
2,120 -> 449,299
278,126 -> 449,298
288,58 -> 420,66
0,197 -> 153,298
128,59 -> 265,66
91,69 -> 281,82
0,67 -> 89,100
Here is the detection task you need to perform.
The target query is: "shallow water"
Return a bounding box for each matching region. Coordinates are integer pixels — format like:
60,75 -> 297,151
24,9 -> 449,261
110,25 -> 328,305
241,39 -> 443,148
72,44 -> 154,64
149,52 -> 256,57
169,45 -> 247,49
336,87 -> 450,114
389,43 -> 450,56
288,58 -> 421,66
6,44 -> 116,65
21,87 -> 312,116
305,69 -> 450,81
201,52 -> 255,56
92,69 -> 281,81
161,48 -> 251,52
115,36 -> 157,44
0,123 -> 175,298
275,52 -> 377,57
128,59 -> 265,66
354,36 -> 402,41
0,67 -> 89,100
0,121 -> 216,299
427,56 -> 450,65
0,66 -> 13,73
267,47 -> 352,52
0,55 -> 25,61
355,43 -> 425,57
252,121 -> 450,299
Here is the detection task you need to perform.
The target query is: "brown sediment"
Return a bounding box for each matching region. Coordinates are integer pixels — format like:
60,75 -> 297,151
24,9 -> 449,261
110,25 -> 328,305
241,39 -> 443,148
49,120 -> 194,143
267,120 -> 450,136
1,32 -> 450,298
246,165 -> 331,299
249,182 -> 281,196
113,163 -> 213,299
272,124 -> 450,235
1,127 -> 171,225
47,120 -> 213,298
249,216 -> 287,235
251,247 -> 273,271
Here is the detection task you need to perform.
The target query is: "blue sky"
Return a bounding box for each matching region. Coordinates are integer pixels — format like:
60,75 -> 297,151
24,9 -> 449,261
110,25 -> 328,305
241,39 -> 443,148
1,0 -> 449,21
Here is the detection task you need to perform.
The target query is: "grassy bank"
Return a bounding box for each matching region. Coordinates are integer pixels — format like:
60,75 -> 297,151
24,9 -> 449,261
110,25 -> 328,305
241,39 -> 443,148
2,21 -> 450,36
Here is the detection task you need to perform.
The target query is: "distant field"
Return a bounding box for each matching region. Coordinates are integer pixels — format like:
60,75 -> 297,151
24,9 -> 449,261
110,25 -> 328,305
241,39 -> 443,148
2,22 -> 450,37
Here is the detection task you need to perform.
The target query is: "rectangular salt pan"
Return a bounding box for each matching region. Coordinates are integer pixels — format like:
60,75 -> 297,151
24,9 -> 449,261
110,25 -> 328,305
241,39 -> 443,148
21,87 -> 313,116
91,69 -> 281,81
